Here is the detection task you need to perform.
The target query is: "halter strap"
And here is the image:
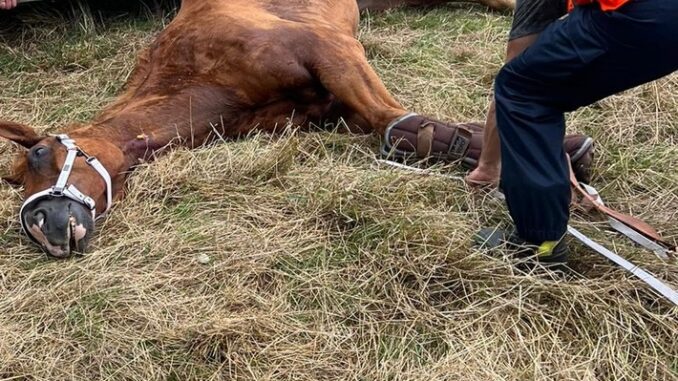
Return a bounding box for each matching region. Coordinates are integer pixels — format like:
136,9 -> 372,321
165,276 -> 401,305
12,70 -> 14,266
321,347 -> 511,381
19,134 -> 113,245
51,134 -> 113,218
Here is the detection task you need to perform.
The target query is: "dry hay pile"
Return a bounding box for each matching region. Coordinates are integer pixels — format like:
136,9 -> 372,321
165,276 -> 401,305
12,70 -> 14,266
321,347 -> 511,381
0,3 -> 676,381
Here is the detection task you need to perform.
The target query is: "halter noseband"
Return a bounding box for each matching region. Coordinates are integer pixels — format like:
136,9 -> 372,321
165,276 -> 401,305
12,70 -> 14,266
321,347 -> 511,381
19,134 -> 113,244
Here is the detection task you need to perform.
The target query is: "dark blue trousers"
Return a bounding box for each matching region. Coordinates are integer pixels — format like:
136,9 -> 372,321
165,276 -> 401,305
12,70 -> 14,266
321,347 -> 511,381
495,0 -> 678,244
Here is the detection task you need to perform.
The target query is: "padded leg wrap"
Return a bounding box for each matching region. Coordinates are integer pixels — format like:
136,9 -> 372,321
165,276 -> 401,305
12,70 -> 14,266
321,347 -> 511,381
381,113 -> 474,162
381,113 -> 595,183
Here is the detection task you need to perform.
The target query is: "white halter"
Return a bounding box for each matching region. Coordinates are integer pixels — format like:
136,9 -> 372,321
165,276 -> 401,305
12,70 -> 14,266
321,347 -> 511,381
19,134 -> 113,245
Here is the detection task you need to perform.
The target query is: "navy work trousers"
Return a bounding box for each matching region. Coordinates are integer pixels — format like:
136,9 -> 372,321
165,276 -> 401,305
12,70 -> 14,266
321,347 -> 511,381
495,0 -> 678,244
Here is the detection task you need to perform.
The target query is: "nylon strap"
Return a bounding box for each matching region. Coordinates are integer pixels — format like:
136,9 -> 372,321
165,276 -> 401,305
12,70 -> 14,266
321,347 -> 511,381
567,160 -> 675,251
374,158 -> 678,307
607,218 -> 672,261
86,157 -> 113,217
416,123 -> 434,158
54,145 -> 78,194
578,182 -> 672,260
567,225 -> 678,306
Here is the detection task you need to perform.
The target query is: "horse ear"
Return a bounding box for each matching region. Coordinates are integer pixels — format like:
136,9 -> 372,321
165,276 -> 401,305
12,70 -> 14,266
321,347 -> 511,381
0,120 -> 44,148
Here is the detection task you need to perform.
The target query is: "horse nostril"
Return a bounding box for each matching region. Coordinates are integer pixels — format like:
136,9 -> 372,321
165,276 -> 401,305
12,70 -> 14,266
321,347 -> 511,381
32,210 -> 46,229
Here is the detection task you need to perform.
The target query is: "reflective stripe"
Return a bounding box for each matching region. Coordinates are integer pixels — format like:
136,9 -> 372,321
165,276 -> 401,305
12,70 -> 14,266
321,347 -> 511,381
537,240 -> 559,257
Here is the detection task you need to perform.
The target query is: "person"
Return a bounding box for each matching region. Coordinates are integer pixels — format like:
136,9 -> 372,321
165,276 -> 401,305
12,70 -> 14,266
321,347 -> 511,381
466,0 -> 568,187
473,0 -> 678,264
0,0 -> 18,10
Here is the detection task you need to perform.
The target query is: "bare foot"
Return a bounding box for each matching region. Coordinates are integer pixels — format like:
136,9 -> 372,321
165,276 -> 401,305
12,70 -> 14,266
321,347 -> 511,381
465,166 -> 499,188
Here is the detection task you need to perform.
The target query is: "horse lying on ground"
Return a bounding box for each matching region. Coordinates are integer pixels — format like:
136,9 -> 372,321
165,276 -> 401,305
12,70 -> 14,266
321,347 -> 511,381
0,0 -> 592,257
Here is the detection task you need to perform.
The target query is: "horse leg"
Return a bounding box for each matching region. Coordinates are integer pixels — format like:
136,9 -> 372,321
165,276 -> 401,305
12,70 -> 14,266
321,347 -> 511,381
304,32 -> 479,166
320,99 -> 373,134
304,33 -> 408,135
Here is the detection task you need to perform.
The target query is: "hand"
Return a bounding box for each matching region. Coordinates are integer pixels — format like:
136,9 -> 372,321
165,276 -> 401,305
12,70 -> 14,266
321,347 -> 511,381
0,0 -> 18,10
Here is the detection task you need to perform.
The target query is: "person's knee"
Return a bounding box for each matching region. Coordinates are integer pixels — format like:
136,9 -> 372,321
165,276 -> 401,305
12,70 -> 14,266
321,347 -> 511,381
493,65 -> 521,132
494,65 -> 511,98
505,34 -> 538,62
493,64 -> 523,104
494,63 -> 565,127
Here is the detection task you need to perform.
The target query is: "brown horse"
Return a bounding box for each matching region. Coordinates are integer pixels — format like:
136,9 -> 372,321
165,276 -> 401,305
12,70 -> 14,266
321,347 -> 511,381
0,0 -> 589,257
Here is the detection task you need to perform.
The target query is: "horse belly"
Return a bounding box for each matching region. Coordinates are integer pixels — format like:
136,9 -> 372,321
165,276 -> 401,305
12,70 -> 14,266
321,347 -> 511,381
230,90 -> 335,135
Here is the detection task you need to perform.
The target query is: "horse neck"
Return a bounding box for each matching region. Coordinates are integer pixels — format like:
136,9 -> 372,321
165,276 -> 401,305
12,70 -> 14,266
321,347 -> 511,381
70,85 -> 238,165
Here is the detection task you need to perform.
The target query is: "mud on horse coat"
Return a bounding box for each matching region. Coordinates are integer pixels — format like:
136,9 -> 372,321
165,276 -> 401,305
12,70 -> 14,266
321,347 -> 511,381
0,0 -> 591,257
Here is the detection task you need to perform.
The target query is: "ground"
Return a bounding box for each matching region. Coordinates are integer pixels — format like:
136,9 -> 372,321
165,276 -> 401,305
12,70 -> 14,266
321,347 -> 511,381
0,2 -> 677,380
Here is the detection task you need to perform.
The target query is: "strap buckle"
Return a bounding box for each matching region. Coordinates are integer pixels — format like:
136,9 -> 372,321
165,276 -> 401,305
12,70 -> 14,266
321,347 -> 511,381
447,126 -> 472,160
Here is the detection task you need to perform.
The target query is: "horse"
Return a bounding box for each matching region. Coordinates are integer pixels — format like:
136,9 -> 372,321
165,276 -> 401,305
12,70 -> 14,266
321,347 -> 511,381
0,0 -> 591,257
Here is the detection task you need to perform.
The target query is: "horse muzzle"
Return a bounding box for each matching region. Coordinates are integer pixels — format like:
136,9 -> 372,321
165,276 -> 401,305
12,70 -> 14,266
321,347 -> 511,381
21,197 -> 95,258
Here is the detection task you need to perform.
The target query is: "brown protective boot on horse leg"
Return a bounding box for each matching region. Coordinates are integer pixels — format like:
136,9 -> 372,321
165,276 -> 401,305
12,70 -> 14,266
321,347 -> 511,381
380,113 -> 595,184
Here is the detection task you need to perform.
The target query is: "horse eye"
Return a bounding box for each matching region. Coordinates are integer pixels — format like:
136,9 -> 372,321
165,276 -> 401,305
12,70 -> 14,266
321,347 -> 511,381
28,146 -> 49,167
32,146 -> 48,157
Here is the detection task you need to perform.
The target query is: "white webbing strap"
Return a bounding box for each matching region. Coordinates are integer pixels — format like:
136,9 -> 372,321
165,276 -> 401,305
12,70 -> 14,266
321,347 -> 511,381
607,218 -> 671,261
86,156 -> 112,218
375,158 -> 678,307
54,148 -> 78,194
567,225 -> 678,305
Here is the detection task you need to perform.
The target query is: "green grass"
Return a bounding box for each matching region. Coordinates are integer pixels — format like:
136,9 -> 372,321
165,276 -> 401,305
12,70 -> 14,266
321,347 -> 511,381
0,2 -> 676,381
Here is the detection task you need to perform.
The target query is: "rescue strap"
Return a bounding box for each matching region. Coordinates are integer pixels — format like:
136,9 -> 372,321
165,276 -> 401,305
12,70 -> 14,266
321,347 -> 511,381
374,158 -> 678,307
567,159 -> 675,255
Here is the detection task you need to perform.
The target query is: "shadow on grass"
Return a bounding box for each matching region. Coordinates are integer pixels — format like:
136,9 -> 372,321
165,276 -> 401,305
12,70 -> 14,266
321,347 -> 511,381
0,0 -> 181,36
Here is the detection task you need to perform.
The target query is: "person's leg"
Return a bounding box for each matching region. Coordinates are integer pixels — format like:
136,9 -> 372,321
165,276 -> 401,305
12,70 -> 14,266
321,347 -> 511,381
466,34 -> 538,185
466,0 -> 567,186
492,0 -> 678,247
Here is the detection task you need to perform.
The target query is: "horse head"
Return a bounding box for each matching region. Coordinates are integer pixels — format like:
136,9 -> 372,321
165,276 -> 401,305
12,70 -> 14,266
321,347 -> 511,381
1,121 -> 127,258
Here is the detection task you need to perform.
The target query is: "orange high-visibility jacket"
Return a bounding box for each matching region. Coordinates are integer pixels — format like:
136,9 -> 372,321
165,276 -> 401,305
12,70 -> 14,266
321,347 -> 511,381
568,0 -> 631,11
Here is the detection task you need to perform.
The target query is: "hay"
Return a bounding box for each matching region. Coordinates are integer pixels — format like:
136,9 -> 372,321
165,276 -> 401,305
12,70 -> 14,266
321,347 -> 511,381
0,3 -> 676,380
